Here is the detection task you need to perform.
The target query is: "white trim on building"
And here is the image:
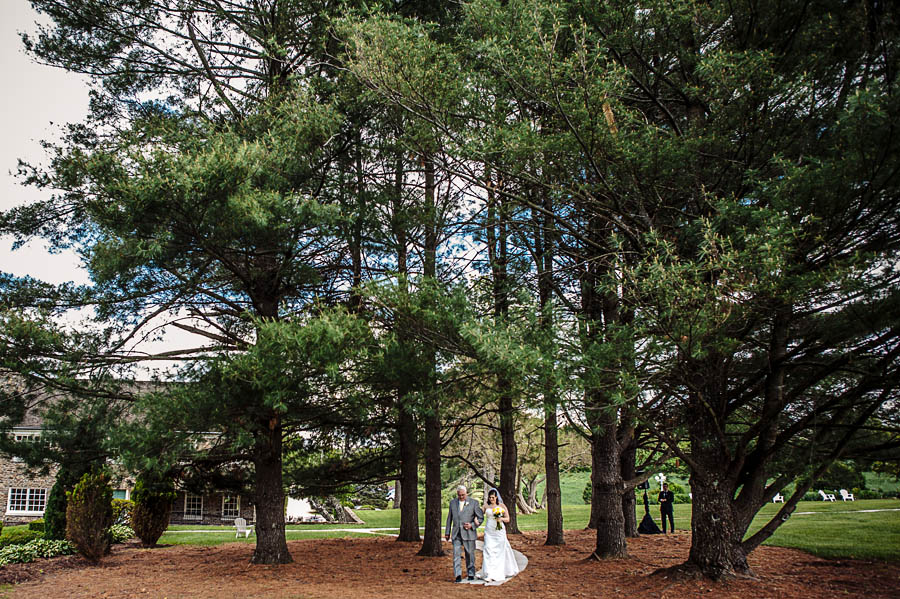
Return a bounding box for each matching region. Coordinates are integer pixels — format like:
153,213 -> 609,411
222,494 -> 240,519
6,487 -> 47,515
184,492 -> 203,520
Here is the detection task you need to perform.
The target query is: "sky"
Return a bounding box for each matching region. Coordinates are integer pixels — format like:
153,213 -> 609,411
0,2 -> 200,376
1,1 -> 91,285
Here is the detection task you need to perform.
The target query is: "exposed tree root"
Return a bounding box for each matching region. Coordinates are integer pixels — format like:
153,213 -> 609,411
650,561 -> 758,582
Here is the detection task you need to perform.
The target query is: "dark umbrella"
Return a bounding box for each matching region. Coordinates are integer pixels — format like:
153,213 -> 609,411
637,490 -> 662,535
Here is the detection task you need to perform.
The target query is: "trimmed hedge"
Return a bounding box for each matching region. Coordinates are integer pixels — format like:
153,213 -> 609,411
28,519 -> 45,532
0,528 -> 43,548
66,471 -> 114,563
131,476 -> 176,548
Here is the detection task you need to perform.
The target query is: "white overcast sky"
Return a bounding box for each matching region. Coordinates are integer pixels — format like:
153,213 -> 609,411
1,1 -> 90,285
0,2 -> 197,375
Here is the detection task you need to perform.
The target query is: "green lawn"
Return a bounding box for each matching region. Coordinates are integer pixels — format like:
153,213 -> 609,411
159,529 -> 378,545
9,498 -> 895,561
157,499 -> 900,561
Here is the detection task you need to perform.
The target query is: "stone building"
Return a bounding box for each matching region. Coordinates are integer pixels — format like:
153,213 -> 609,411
1,381 -> 254,526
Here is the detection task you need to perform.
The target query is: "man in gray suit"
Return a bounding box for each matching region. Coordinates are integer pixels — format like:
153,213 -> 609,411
445,485 -> 483,582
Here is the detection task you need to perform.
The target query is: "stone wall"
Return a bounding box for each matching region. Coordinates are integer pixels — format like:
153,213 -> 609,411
169,491 -> 255,525
0,457 -> 57,526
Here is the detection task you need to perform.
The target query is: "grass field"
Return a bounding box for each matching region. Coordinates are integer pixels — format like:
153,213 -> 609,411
6,496 -> 895,561
156,499 -> 900,561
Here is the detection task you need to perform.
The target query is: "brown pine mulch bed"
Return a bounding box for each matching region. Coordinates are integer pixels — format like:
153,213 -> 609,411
4,531 -> 898,598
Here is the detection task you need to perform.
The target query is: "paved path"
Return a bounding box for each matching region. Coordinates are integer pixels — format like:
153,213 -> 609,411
791,507 -> 900,515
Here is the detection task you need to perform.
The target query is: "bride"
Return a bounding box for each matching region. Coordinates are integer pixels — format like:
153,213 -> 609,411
478,488 -> 520,582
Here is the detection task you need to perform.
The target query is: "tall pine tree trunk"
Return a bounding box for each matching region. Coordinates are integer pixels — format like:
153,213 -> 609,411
418,405 -> 444,556
544,406 -> 564,545
679,366 -> 750,579
535,188 -> 563,545
397,404 -> 421,542
487,170 -> 519,533
251,414 -> 291,564
393,480 -> 402,509
619,433 -> 638,538
498,391 -> 519,533
417,154 -> 444,557
686,466 -> 750,580
581,215 -> 627,558
587,397 -> 627,559
393,152 -> 420,542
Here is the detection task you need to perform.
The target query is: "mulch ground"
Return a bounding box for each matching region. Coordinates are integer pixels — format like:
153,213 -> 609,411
3,530 -> 898,598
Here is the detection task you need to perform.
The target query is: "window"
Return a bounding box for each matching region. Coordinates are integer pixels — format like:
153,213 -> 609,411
11,433 -> 40,463
6,488 -> 47,514
222,495 -> 240,519
185,493 -> 203,520
113,489 -> 128,500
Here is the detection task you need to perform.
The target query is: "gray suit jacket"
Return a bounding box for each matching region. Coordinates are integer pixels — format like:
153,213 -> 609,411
445,497 -> 483,541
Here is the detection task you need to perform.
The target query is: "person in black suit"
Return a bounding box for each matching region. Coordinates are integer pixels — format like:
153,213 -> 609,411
658,482 -> 675,534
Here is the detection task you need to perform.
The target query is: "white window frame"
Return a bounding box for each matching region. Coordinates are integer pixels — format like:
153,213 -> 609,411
184,493 -> 203,520
6,488 -> 47,515
11,432 -> 40,463
222,494 -> 240,520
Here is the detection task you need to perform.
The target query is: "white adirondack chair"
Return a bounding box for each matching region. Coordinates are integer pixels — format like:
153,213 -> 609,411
818,490 -> 836,502
234,517 -> 254,538
840,489 -> 855,502
772,493 -> 785,503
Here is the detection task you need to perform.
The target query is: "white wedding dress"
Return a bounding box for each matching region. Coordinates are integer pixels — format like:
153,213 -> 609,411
478,506 -> 520,582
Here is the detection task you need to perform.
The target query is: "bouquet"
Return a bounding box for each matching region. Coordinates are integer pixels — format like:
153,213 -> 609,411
492,507 -> 505,530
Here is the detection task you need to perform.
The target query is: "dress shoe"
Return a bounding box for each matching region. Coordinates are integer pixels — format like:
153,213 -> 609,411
454,576 -> 462,583
467,576 -> 474,581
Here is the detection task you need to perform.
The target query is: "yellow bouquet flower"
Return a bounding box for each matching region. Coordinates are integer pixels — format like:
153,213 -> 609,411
492,506 -> 504,530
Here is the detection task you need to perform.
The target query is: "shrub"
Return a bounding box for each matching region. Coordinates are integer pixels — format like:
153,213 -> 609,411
28,519 -> 45,532
112,499 -> 134,526
663,481 -> 684,494
799,461 -> 867,493
0,521 -> 3,537
66,470 -> 114,563
108,524 -> 135,544
45,464 -> 92,541
583,481 -> 591,505
673,493 -> 692,503
44,472 -> 70,541
131,476 -> 176,548
0,528 -> 43,548
0,539 -> 75,566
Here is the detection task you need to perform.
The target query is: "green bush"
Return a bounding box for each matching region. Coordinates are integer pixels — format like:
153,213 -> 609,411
108,524 -> 135,543
112,499 -> 134,526
663,481 -> 685,494
637,490 -> 659,505
131,476 -> 176,548
673,493 -> 692,503
0,538 -> 75,565
66,470 -> 114,563
45,464 -> 93,541
582,481 -> 591,505
0,528 -> 43,548
44,472 -> 70,540
28,519 -> 45,532
800,461 -> 866,494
